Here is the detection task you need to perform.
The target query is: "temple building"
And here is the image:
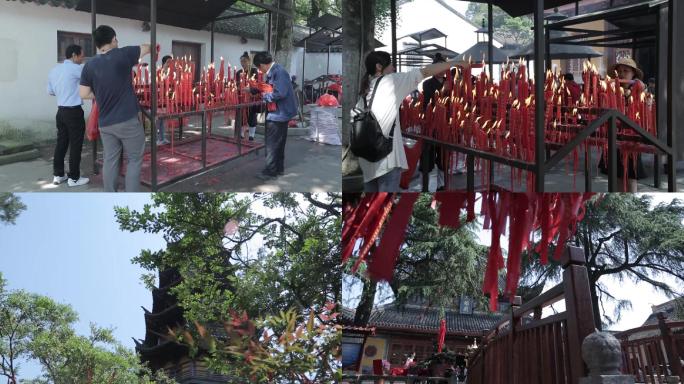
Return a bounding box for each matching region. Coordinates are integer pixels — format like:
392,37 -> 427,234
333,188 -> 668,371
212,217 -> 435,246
342,294 -> 507,375
135,267 -> 235,383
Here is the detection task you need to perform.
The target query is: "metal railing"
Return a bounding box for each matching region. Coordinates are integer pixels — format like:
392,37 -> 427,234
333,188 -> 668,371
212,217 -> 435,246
405,107 -> 675,193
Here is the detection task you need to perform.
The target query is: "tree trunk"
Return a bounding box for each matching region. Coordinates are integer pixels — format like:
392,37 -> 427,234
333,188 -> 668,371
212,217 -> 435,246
589,274 -> 602,331
342,0 -> 376,176
354,278 -> 377,326
274,0 -> 294,72
310,0 -> 321,24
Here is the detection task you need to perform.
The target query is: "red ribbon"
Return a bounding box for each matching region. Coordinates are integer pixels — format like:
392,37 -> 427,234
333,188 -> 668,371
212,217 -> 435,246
368,193 -> 420,282
437,318 -> 447,353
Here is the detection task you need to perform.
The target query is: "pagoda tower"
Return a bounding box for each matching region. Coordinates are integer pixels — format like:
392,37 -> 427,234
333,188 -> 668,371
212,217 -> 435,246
135,265 -> 237,383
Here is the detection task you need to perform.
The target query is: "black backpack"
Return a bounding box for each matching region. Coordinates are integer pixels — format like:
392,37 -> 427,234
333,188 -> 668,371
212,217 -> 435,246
350,76 -> 395,162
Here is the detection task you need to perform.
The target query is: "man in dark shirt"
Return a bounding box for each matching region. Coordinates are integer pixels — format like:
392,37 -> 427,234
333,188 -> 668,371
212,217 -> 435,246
79,25 -> 150,192
420,54 -> 449,188
252,51 -> 298,180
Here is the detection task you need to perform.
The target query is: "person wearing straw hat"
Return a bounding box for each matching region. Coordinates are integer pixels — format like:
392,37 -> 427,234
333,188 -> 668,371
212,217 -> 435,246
599,57 -> 647,192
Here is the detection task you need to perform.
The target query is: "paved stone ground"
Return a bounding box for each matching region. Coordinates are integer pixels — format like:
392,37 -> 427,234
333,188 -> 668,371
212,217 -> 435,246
343,148 -> 684,192
405,148 -> 684,192
0,133 -> 341,192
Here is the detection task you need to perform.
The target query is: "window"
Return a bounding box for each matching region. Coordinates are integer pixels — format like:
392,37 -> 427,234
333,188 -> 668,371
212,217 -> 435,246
388,341 -> 435,365
57,31 -> 94,62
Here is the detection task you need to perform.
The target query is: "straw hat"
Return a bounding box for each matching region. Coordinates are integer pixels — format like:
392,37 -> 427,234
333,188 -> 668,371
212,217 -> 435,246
611,57 -> 644,80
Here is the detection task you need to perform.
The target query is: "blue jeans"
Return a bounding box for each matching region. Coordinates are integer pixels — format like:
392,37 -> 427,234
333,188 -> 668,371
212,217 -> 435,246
263,120 -> 288,175
364,168 -> 403,192
157,119 -> 165,142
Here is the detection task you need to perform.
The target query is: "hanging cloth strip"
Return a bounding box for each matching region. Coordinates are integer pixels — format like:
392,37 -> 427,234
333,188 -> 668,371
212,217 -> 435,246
343,192 -> 596,311
437,318 -> 447,353
368,193 -> 420,282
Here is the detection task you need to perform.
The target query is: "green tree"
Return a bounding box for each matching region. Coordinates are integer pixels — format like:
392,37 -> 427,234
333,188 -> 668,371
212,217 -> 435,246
294,0 -> 341,24
520,194 -> 684,330
28,324 -> 176,384
465,3 -> 533,46
0,193 -> 26,225
0,276 -> 77,384
347,194 -> 488,325
114,193 -> 341,379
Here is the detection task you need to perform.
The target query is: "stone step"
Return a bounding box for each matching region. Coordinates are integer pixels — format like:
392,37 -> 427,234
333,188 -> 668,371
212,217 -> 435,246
0,148 -> 41,166
0,140 -> 35,156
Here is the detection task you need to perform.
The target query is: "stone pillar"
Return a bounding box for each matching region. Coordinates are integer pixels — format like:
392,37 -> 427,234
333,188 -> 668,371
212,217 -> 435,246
579,331 -> 636,384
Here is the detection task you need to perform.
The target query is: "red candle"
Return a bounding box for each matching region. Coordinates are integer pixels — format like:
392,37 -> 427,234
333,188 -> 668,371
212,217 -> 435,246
219,57 -> 225,83
592,70 -> 598,108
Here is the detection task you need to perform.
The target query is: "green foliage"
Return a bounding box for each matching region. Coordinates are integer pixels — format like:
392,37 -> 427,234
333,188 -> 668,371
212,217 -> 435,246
175,304 -> 340,383
28,323 -> 177,384
1,275 -> 175,384
393,194 -> 489,311
294,0 -> 341,24
0,193 -> 26,225
521,194 -> 684,329
416,350 -> 460,368
115,192 -> 341,380
673,297 -> 684,320
0,283 -> 77,383
465,3 -> 533,45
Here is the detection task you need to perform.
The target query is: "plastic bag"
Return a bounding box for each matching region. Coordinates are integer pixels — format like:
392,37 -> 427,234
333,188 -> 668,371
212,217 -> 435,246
86,100 -> 99,141
316,93 -> 339,107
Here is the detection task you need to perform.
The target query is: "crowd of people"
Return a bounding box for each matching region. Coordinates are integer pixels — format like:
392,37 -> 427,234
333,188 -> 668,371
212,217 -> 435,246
47,25 -> 298,191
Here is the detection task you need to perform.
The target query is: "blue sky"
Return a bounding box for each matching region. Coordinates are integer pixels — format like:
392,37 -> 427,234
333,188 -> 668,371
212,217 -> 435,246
0,193 -> 166,380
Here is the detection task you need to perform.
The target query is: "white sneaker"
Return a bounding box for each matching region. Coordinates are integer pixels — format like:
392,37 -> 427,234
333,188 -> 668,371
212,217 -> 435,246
53,175 -> 68,185
67,177 -> 90,187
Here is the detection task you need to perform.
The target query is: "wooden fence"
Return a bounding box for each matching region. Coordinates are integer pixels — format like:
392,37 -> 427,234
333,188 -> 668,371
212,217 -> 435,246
468,246 -> 596,384
615,314 -> 684,383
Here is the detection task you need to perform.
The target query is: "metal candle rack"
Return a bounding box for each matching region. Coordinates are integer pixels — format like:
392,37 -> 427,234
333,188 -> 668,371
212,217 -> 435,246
402,63 -> 671,192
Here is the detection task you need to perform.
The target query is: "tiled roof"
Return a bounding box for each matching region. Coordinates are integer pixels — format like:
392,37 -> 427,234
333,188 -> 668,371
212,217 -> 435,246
342,325 -> 376,335
8,0 -> 266,40
209,9 -> 266,40
342,305 -> 502,336
641,298 -> 683,326
341,306 -> 356,324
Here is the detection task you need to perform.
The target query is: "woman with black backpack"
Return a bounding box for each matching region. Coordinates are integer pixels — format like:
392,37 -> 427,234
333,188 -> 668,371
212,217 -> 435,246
352,51 -> 461,192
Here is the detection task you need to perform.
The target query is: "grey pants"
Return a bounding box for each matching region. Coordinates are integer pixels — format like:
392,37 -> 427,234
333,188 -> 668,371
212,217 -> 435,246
364,167 -> 403,192
99,117 -> 145,192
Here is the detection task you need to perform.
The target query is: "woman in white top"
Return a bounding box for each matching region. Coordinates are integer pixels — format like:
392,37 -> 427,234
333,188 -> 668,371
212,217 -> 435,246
355,51 -> 462,192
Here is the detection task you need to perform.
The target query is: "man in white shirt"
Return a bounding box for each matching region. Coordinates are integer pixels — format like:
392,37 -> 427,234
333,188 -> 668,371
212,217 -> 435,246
47,44 -> 89,187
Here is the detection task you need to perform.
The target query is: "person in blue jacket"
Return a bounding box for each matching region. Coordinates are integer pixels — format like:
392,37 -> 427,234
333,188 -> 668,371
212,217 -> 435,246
252,51 -> 298,180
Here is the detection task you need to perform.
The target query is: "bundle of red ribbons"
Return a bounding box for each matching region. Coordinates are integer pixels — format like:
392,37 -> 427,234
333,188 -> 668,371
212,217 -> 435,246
400,59 -> 657,191
342,192 -> 594,311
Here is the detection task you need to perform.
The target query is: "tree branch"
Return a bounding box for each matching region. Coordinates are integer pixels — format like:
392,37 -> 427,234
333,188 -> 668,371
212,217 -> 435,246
304,194 -> 341,218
